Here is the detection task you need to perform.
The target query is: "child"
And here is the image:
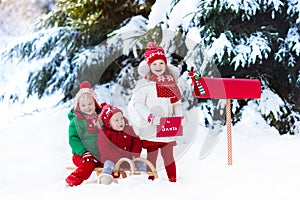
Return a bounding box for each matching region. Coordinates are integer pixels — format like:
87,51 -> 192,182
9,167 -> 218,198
97,103 -> 145,185
128,42 -> 183,182
65,81 -> 103,187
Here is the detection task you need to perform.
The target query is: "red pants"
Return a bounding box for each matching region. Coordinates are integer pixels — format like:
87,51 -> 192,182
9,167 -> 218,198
65,154 -> 102,186
143,141 -> 176,181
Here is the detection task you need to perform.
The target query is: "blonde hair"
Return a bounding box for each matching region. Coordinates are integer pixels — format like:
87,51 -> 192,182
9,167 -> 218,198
146,65 -> 176,80
78,93 -> 95,108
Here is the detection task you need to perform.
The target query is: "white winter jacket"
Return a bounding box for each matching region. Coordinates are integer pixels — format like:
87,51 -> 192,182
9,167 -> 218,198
128,74 -> 183,143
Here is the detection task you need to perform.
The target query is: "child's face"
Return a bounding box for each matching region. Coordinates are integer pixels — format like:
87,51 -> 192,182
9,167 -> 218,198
78,94 -> 96,115
150,59 -> 166,76
109,112 -> 125,131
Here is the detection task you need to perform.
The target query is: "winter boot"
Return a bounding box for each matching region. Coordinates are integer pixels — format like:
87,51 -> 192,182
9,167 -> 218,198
97,174 -> 113,185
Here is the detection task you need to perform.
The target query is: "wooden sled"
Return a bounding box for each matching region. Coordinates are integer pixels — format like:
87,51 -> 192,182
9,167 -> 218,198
114,157 -> 158,179
66,157 -> 158,180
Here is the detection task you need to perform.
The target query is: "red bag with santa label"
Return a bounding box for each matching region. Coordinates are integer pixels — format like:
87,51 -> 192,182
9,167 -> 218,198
156,117 -> 183,137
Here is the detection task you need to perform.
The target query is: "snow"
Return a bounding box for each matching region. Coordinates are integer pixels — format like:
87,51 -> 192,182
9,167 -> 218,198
207,33 -> 233,62
1,1 -> 300,199
286,27 -> 300,56
200,0 -> 283,16
0,98 -> 300,200
288,0 -> 300,23
166,0 -> 199,31
259,88 -> 285,120
147,0 -> 172,29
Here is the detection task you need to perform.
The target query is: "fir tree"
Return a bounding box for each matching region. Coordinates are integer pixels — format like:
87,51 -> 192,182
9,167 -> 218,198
2,0 -> 154,101
187,0 -> 300,134
2,0 -> 300,134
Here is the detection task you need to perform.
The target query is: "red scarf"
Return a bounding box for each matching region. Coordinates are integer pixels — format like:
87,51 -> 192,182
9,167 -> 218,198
74,109 -> 100,133
149,75 -> 182,103
85,113 -> 100,133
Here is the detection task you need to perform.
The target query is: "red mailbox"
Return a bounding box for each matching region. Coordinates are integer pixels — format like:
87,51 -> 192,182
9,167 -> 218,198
189,73 -> 261,99
189,71 -> 262,165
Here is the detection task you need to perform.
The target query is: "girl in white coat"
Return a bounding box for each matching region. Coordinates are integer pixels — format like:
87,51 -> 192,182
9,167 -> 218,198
129,42 -> 183,182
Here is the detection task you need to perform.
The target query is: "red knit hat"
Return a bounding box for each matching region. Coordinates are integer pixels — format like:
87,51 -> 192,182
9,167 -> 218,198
74,81 -> 100,110
144,42 -> 167,66
100,103 -> 123,127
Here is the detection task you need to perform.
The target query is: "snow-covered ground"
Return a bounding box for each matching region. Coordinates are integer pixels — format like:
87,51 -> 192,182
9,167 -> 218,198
0,99 -> 299,200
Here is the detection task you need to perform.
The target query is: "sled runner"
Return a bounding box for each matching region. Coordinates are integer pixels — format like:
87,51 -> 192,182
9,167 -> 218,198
66,166 -> 104,176
66,157 -> 158,181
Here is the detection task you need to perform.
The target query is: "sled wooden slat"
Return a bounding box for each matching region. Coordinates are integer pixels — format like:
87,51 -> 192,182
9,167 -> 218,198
133,157 -> 158,178
66,157 -> 158,179
66,166 -> 127,178
113,157 -> 135,177
66,166 -> 104,176
114,157 -> 158,179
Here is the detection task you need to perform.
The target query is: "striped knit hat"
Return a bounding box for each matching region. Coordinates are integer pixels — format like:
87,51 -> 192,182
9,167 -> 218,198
144,42 -> 167,66
74,81 -> 101,110
100,103 -> 123,128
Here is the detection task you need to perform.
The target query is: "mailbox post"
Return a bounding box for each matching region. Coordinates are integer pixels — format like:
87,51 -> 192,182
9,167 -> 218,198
189,71 -> 262,165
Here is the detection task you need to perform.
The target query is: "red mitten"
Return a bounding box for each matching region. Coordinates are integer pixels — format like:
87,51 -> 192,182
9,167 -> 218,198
147,114 -> 160,125
82,152 -> 96,163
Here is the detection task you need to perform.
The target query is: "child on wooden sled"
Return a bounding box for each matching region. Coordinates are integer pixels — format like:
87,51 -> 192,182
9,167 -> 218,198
97,103 -> 146,185
65,81 -> 103,187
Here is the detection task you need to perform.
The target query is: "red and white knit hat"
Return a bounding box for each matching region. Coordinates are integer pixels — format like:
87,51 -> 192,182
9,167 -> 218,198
100,103 -> 123,127
74,81 -> 100,110
144,42 -> 167,66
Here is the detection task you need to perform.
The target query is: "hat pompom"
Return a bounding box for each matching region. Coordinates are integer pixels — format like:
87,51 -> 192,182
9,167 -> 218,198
147,42 -> 157,49
80,81 -> 92,89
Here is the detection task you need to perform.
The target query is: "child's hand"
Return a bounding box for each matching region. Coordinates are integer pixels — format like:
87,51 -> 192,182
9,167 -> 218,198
148,114 -> 161,125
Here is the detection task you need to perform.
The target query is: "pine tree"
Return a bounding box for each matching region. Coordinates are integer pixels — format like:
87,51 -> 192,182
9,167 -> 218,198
2,0 -> 154,101
3,0 -> 300,134
187,0 -> 300,134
